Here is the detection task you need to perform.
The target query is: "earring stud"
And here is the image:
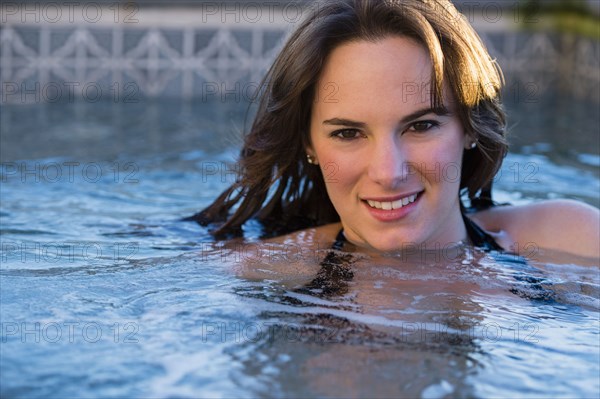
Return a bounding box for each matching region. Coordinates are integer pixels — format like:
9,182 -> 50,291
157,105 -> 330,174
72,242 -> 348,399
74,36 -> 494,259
470,141 -> 477,149
306,154 -> 318,165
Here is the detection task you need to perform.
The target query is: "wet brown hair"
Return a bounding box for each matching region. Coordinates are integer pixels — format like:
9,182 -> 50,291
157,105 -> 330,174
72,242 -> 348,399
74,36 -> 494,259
187,0 -> 508,238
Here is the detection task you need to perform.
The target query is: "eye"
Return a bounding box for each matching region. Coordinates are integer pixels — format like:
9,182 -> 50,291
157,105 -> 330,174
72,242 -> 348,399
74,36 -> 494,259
408,120 -> 439,133
330,129 -> 363,140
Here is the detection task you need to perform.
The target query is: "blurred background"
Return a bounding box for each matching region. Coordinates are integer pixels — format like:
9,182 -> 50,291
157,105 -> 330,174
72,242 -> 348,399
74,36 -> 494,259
1,0 -> 599,204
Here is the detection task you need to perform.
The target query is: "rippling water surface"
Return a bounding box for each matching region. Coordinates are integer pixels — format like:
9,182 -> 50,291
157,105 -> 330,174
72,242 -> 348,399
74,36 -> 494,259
1,99 -> 599,398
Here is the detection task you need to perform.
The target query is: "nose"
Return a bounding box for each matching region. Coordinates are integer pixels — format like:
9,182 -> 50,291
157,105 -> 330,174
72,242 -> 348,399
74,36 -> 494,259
367,134 -> 409,189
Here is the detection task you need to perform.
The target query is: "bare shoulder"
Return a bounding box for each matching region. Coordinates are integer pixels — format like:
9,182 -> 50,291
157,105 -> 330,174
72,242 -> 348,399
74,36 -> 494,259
264,222 -> 342,246
231,222 -> 342,283
470,200 -> 600,259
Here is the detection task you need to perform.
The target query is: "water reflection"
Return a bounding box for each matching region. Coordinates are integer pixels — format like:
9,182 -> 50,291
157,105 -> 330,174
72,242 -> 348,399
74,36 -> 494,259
223,237 -> 599,398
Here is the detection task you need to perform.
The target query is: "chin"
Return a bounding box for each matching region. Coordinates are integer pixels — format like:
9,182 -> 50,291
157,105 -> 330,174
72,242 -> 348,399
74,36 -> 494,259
364,233 -> 422,253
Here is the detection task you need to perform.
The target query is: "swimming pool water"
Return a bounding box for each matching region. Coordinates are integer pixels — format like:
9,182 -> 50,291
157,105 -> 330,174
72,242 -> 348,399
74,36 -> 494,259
1,97 -> 599,398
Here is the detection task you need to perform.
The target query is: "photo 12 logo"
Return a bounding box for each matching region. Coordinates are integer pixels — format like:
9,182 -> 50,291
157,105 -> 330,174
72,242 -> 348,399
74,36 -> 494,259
1,2 -> 140,24
1,161 -> 139,184
1,321 -> 140,344
1,241 -> 139,264
2,82 -> 140,104
198,1 -> 308,24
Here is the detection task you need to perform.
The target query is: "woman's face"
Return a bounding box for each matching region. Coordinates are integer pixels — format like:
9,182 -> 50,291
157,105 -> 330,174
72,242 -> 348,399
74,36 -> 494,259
308,36 -> 470,252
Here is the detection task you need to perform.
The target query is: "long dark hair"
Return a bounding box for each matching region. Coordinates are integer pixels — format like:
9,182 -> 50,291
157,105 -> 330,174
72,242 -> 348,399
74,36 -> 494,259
186,0 -> 508,238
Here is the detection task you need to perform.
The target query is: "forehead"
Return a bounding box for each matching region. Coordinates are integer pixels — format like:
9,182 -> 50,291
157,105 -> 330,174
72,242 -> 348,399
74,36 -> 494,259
314,37 -> 435,114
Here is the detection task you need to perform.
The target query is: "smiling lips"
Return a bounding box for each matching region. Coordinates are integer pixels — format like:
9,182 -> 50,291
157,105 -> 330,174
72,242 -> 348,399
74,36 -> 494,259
362,191 -> 422,221
367,194 -> 417,211
365,193 -> 419,210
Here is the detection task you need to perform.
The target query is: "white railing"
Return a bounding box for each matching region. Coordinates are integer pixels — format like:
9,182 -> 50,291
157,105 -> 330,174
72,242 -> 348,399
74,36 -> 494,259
1,3 -> 598,104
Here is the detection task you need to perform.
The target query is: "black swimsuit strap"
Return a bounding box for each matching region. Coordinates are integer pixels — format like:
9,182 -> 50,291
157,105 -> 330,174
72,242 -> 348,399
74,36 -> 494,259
461,212 -> 504,251
332,229 -> 347,251
331,214 -> 504,252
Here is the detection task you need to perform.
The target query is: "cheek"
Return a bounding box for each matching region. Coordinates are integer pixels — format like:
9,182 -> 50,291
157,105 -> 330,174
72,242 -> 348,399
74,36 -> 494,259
314,147 -> 364,196
405,135 -> 464,186
321,156 -> 361,188
418,142 -> 464,187
427,145 -> 462,167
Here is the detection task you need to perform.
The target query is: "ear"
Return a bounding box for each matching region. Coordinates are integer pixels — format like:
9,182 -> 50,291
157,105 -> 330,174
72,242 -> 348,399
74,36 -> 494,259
463,132 -> 476,150
304,146 -> 319,165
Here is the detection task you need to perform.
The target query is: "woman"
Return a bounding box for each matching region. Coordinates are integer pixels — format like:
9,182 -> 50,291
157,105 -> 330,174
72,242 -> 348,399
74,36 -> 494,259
187,0 -> 599,259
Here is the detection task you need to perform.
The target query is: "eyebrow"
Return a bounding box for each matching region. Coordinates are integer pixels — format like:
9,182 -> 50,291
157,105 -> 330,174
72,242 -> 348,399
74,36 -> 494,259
322,106 -> 450,127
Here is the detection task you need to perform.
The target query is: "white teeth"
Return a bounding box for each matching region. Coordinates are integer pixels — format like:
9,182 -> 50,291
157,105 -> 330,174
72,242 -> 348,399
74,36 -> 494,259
365,193 -> 418,210
391,199 -> 403,209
